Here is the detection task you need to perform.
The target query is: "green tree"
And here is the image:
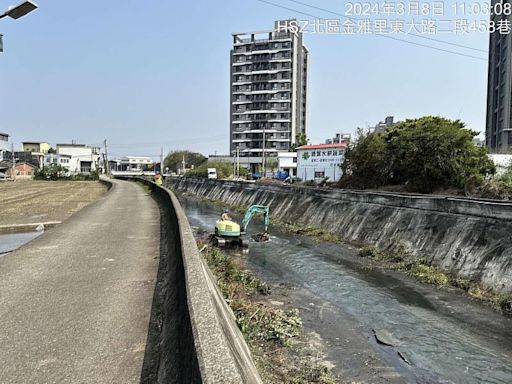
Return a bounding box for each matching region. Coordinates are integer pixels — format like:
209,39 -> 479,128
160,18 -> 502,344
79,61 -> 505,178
266,157 -> 278,173
341,128 -> 390,189
340,116 -> 495,193
164,150 -> 207,173
290,133 -> 309,152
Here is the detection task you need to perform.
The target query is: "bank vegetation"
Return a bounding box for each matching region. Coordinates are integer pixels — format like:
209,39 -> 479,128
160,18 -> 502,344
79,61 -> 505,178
200,244 -> 336,384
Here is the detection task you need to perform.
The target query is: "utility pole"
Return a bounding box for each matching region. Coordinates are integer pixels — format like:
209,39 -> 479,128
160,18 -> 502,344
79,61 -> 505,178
182,154 -> 186,175
233,151 -> 236,177
237,148 -> 240,178
160,146 -> 164,174
104,139 -> 110,175
262,126 -> 266,177
11,143 -> 15,180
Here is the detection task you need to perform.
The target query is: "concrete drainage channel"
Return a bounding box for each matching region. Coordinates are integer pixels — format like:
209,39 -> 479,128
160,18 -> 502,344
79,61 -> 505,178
120,177 -> 262,384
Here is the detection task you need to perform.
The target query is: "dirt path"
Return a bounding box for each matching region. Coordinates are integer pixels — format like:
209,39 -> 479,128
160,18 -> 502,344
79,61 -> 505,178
0,180 -> 107,226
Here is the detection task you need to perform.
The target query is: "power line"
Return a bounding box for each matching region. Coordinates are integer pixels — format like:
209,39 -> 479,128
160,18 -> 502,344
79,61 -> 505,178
254,0 -> 487,61
283,0 -> 488,53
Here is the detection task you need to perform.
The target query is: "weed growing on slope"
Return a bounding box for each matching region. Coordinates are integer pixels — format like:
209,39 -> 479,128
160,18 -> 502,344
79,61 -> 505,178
203,246 -> 300,346
286,364 -> 337,384
200,244 -> 337,382
358,245 -> 512,316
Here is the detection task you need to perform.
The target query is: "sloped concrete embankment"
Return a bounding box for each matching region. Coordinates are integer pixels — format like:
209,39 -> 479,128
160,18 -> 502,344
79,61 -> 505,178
167,178 -> 512,294
135,178 -> 262,384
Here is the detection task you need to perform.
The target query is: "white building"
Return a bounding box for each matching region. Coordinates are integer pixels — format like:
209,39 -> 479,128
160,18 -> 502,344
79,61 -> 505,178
489,154 -> 512,175
111,156 -> 153,172
43,153 -> 72,171
296,143 -> 347,182
0,133 -> 9,161
277,152 -> 297,177
56,144 -> 100,174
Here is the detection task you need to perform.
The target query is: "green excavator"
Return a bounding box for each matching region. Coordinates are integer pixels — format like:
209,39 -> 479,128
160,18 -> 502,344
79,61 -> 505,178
211,205 -> 270,248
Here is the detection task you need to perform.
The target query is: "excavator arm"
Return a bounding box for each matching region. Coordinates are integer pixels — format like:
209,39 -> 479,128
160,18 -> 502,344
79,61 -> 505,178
241,205 -> 270,233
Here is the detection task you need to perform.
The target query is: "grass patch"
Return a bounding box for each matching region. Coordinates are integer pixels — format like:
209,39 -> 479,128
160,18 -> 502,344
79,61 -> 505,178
358,245 -> 512,316
276,221 -> 340,244
203,245 -> 299,346
286,364 -> 337,384
201,245 -> 337,382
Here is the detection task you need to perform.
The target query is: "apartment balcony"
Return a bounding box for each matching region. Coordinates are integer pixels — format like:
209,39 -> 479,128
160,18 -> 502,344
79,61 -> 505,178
268,78 -> 292,83
245,148 -> 279,153
232,48 -> 289,56
252,89 -> 280,95
251,69 -> 283,75
240,129 -> 279,134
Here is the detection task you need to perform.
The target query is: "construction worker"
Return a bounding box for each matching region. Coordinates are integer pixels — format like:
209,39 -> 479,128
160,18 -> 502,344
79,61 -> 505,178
154,172 -> 163,186
221,208 -> 231,221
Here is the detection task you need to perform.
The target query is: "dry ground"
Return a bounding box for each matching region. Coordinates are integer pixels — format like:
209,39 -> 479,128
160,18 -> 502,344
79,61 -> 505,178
0,180 -> 107,226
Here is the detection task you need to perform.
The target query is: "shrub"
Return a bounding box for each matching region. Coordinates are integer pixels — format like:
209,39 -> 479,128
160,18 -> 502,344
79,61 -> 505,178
340,116 -> 495,193
34,164 -> 68,180
34,164 -> 99,181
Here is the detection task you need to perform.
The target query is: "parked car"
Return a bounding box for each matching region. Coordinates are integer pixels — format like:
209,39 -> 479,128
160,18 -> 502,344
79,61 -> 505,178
207,168 -> 217,179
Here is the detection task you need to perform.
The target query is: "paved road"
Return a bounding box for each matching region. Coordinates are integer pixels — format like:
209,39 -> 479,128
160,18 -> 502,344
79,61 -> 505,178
0,179 -> 160,384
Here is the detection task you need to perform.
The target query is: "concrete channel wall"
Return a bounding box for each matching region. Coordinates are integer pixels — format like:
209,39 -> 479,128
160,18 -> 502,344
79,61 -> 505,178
128,178 -> 262,384
167,177 -> 512,294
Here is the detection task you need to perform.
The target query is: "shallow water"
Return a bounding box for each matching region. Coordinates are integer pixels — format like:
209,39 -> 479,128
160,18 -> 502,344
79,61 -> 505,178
0,231 -> 42,254
182,198 -> 512,384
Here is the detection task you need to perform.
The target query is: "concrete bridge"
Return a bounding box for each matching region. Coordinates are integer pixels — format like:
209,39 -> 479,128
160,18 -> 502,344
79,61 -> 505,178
0,178 -> 260,383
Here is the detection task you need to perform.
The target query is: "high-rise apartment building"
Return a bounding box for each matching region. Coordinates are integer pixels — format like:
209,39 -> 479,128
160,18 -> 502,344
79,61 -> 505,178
486,4 -> 512,153
230,20 -> 308,173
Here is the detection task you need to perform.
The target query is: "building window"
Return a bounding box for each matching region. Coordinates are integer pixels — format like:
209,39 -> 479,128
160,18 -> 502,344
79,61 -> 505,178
315,171 -> 325,178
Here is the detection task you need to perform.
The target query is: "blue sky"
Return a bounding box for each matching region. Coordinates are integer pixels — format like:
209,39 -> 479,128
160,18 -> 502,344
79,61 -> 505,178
0,0 -> 489,158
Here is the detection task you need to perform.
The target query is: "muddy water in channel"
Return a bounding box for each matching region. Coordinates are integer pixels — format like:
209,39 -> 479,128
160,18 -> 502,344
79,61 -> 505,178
181,198 -> 512,384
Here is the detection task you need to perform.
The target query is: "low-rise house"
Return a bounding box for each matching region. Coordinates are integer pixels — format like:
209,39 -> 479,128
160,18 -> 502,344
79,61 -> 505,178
56,144 -> 100,174
13,162 -> 36,179
277,152 -> 297,177
1,161 -> 36,179
296,143 -> 347,182
113,156 -> 153,172
0,132 -> 11,161
22,141 -> 51,154
43,153 -> 72,171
